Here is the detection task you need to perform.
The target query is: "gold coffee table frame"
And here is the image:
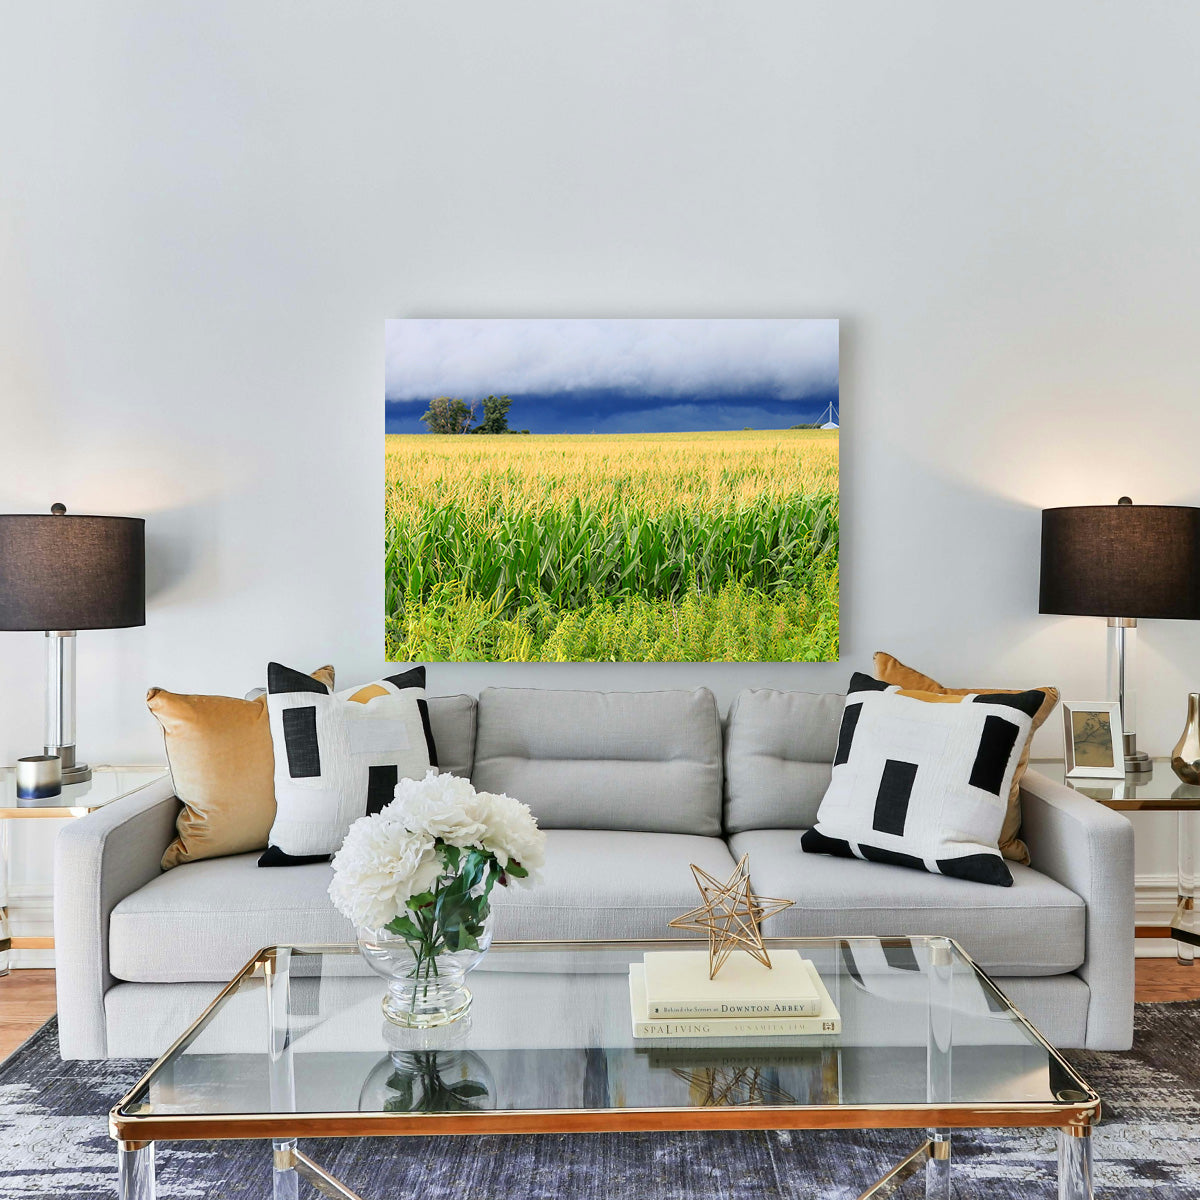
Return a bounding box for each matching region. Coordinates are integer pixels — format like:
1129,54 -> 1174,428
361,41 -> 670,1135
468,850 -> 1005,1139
110,938 -> 1100,1200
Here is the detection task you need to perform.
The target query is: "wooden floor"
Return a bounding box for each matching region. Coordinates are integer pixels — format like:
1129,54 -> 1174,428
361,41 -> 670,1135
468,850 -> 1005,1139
0,969 -> 57,1061
1133,956 -> 1200,1003
1,959 -> 1198,1065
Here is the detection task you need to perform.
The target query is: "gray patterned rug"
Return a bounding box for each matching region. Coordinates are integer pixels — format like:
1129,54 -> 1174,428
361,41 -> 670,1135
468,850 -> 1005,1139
2,1003 -> 1199,1198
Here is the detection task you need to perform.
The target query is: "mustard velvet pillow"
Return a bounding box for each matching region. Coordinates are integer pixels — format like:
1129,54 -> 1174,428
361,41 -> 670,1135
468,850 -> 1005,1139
150,665 -> 335,870
872,652 -> 1059,865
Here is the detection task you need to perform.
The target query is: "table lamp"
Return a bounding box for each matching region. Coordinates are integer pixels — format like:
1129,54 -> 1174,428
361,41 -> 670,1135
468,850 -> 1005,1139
1040,497 -> 1200,774
0,504 -> 145,783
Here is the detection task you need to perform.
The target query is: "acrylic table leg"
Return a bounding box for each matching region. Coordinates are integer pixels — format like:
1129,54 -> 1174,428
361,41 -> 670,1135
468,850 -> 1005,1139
273,1138 -> 299,1200
266,951 -> 299,1199
1178,811 -> 1195,966
925,1130 -> 951,1200
118,1141 -> 156,1200
1057,1127 -> 1093,1200
925,938 -> 953,1200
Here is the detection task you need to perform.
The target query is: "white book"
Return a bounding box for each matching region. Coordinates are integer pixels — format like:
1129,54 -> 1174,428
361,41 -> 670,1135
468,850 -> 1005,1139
630,961 -> 841,1040
642,949 -> 821,1017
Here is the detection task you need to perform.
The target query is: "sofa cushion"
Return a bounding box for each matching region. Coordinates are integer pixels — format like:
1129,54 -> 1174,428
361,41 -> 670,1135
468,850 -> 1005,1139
150,665 -> 337,870
801,672 -> 1047,888
427,694 -> 476,777
262,663 -> 435,862
724,688 -> 843,832
472,687 -> 723,835
110,854 -> 352,982
729,829 -> 1085,977
109,830 -> 737,982
490,830 -> 738,940
872,651 -> 1060,865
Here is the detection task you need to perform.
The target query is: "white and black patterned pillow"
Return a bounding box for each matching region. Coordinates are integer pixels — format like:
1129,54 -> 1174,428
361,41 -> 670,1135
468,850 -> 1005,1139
259,662 -> 437,866
800,672 -> 1045,887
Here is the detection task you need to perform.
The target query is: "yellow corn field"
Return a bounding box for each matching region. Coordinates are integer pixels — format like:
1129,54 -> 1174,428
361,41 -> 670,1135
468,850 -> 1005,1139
385,429 -> 839,662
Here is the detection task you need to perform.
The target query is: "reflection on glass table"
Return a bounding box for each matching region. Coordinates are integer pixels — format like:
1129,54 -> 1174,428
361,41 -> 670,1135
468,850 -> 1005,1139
111,937 -> 1099,1200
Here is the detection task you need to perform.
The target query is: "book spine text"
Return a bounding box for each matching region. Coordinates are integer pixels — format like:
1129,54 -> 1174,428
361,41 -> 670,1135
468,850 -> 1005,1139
634,1016 -> 841,1039
647,997 -> 821,1018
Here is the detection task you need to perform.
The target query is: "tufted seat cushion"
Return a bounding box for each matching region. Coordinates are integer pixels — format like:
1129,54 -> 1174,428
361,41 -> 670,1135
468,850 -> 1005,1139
108,830 -> 738,982
731,829 -> 1086,977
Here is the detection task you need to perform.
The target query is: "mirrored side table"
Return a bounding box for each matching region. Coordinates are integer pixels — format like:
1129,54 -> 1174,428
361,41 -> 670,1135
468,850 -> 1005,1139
0,765 -> 167,975
1031,758 -> 1200,964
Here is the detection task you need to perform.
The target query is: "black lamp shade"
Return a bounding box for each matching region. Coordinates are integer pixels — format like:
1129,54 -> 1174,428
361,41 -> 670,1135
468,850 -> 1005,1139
1040,503 -> 1200,620
0,512 -> 145,631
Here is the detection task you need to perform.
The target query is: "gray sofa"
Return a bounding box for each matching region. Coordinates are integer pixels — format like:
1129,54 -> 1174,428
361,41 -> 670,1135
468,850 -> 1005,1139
54,685 -> 1135,1058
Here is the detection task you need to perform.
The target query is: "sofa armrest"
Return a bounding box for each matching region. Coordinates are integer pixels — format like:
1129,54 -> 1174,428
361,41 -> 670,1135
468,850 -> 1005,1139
1019,768 -> 1134,1049
53,775 -> 180,1058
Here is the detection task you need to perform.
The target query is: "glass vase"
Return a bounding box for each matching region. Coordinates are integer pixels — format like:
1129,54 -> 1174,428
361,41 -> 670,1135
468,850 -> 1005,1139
358,906 -> 494,1028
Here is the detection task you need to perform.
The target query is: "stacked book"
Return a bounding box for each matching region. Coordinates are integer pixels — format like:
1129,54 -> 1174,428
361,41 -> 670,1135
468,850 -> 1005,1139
629,949 -> 841,1039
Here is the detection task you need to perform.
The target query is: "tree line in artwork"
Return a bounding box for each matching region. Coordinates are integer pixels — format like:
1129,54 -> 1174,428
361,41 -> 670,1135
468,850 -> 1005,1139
420,393 -> 530,435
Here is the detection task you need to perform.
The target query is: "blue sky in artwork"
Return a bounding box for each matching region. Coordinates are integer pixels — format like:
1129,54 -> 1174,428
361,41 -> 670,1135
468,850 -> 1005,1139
385,318 -> 839,435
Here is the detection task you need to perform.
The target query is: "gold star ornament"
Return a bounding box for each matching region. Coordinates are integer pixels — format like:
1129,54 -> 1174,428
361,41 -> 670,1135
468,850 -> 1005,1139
668,854 -> 793,979
671,1064 -> 797,1108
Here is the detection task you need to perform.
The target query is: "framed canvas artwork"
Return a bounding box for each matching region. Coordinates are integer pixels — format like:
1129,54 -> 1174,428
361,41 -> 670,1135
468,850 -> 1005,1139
384,318 -> 839,663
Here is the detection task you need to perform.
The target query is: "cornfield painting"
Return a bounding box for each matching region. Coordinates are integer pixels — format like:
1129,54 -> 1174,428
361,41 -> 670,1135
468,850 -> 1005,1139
385,318 -> 839,663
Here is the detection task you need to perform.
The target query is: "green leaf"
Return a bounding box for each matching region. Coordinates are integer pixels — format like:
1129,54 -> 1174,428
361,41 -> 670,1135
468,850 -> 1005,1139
449,928 -> 479,953
384,1071 -> 415,1111
459,847 -> 488,891
384,915 -> 423,941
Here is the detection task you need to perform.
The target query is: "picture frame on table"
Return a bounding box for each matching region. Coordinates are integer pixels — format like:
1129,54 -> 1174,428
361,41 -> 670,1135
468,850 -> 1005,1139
1062,700 -> 1126,780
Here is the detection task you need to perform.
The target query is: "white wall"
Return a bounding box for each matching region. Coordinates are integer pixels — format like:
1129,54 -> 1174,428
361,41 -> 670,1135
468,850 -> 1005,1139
2,3 -> 1199,956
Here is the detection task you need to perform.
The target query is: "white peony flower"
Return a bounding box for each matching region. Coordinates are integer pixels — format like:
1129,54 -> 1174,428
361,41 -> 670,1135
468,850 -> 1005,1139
388,769 -> 492,847
328,812 -> 441,932
477,790 -> 546,881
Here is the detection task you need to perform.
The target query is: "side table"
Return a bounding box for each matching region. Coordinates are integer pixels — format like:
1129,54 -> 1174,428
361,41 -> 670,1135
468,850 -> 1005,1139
0,765 -> 167,975
1032,758 -> 1200,964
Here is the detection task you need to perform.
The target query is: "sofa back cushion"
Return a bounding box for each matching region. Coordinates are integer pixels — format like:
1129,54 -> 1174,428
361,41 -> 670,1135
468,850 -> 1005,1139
724,688 -> 842,832
427,694 -> 477,778
471,687 -> 722,834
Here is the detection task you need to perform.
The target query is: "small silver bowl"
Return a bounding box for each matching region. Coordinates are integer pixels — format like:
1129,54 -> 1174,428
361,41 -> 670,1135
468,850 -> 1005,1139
16,755 -> 63,801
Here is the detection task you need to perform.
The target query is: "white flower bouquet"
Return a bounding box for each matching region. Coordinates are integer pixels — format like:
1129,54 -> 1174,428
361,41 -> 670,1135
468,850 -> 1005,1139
329,770 -> 545,1025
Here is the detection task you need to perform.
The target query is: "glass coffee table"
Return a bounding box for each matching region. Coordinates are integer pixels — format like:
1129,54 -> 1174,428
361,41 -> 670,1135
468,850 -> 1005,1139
110,937 -> 1099,1199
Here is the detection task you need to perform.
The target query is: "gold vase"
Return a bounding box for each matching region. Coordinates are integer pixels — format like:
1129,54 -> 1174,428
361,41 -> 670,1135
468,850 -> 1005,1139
1172,693 -> 1200,785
